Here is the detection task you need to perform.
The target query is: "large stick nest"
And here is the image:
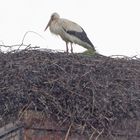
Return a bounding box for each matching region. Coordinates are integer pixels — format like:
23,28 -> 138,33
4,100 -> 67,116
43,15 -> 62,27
0,48 -> 140,136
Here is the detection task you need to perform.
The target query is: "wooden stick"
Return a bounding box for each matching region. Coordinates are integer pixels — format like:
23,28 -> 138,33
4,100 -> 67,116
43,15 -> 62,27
64,123 -> 73,140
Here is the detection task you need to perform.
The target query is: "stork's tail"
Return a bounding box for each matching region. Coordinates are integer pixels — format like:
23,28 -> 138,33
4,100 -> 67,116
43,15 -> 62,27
88,40 -> 96,51
82,39 -> 96,52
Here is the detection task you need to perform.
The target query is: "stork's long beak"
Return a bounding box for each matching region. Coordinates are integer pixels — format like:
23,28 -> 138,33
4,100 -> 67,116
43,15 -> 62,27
44,19 -> 51,31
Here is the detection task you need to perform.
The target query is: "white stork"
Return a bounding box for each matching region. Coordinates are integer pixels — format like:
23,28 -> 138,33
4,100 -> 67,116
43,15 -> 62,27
44,12 -> 95,54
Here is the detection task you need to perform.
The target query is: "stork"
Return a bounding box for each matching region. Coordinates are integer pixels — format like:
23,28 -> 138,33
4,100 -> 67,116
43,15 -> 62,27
44,12 -> 95,54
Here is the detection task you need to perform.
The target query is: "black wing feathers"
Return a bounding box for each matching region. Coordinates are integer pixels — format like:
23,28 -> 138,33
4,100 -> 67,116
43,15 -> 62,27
63,27 -> 94,48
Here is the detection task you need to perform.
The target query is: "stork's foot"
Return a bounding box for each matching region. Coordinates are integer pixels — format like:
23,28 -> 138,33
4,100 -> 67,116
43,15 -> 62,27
65,50 -> 69,55
66,51 -> 69,55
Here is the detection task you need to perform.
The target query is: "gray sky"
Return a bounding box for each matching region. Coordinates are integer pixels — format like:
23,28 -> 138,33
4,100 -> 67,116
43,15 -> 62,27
0,0 -> 140,56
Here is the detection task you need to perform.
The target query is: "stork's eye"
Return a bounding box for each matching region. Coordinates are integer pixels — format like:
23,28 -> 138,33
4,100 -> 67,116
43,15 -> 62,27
51,15 -> 55,20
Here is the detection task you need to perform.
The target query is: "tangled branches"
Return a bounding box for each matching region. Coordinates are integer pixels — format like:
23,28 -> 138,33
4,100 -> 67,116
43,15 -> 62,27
0,48 -> 140,138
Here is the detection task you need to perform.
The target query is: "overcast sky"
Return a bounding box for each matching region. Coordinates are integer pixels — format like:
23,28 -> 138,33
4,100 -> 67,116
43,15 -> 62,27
0,0 -> 140,56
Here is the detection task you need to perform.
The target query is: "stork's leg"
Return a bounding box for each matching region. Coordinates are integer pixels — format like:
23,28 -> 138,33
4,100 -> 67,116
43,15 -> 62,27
70,43 -> 73,54
66,42 -> 69,54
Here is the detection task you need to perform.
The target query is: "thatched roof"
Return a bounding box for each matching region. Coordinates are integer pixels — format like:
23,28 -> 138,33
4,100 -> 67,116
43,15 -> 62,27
0,49 -> 140,137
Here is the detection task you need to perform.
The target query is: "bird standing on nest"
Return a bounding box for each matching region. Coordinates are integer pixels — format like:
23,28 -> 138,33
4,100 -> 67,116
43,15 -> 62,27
44,12 -> 96,54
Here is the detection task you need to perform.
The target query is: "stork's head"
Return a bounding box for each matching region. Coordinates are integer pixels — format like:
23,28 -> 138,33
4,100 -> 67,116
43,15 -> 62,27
44,12 -> 60,31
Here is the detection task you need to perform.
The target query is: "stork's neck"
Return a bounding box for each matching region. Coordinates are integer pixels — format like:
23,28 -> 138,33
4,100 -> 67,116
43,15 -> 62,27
50,19 -> 61,35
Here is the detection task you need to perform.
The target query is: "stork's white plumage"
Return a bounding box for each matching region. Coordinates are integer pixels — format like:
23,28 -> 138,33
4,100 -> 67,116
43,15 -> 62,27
44,12 -> 95,53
